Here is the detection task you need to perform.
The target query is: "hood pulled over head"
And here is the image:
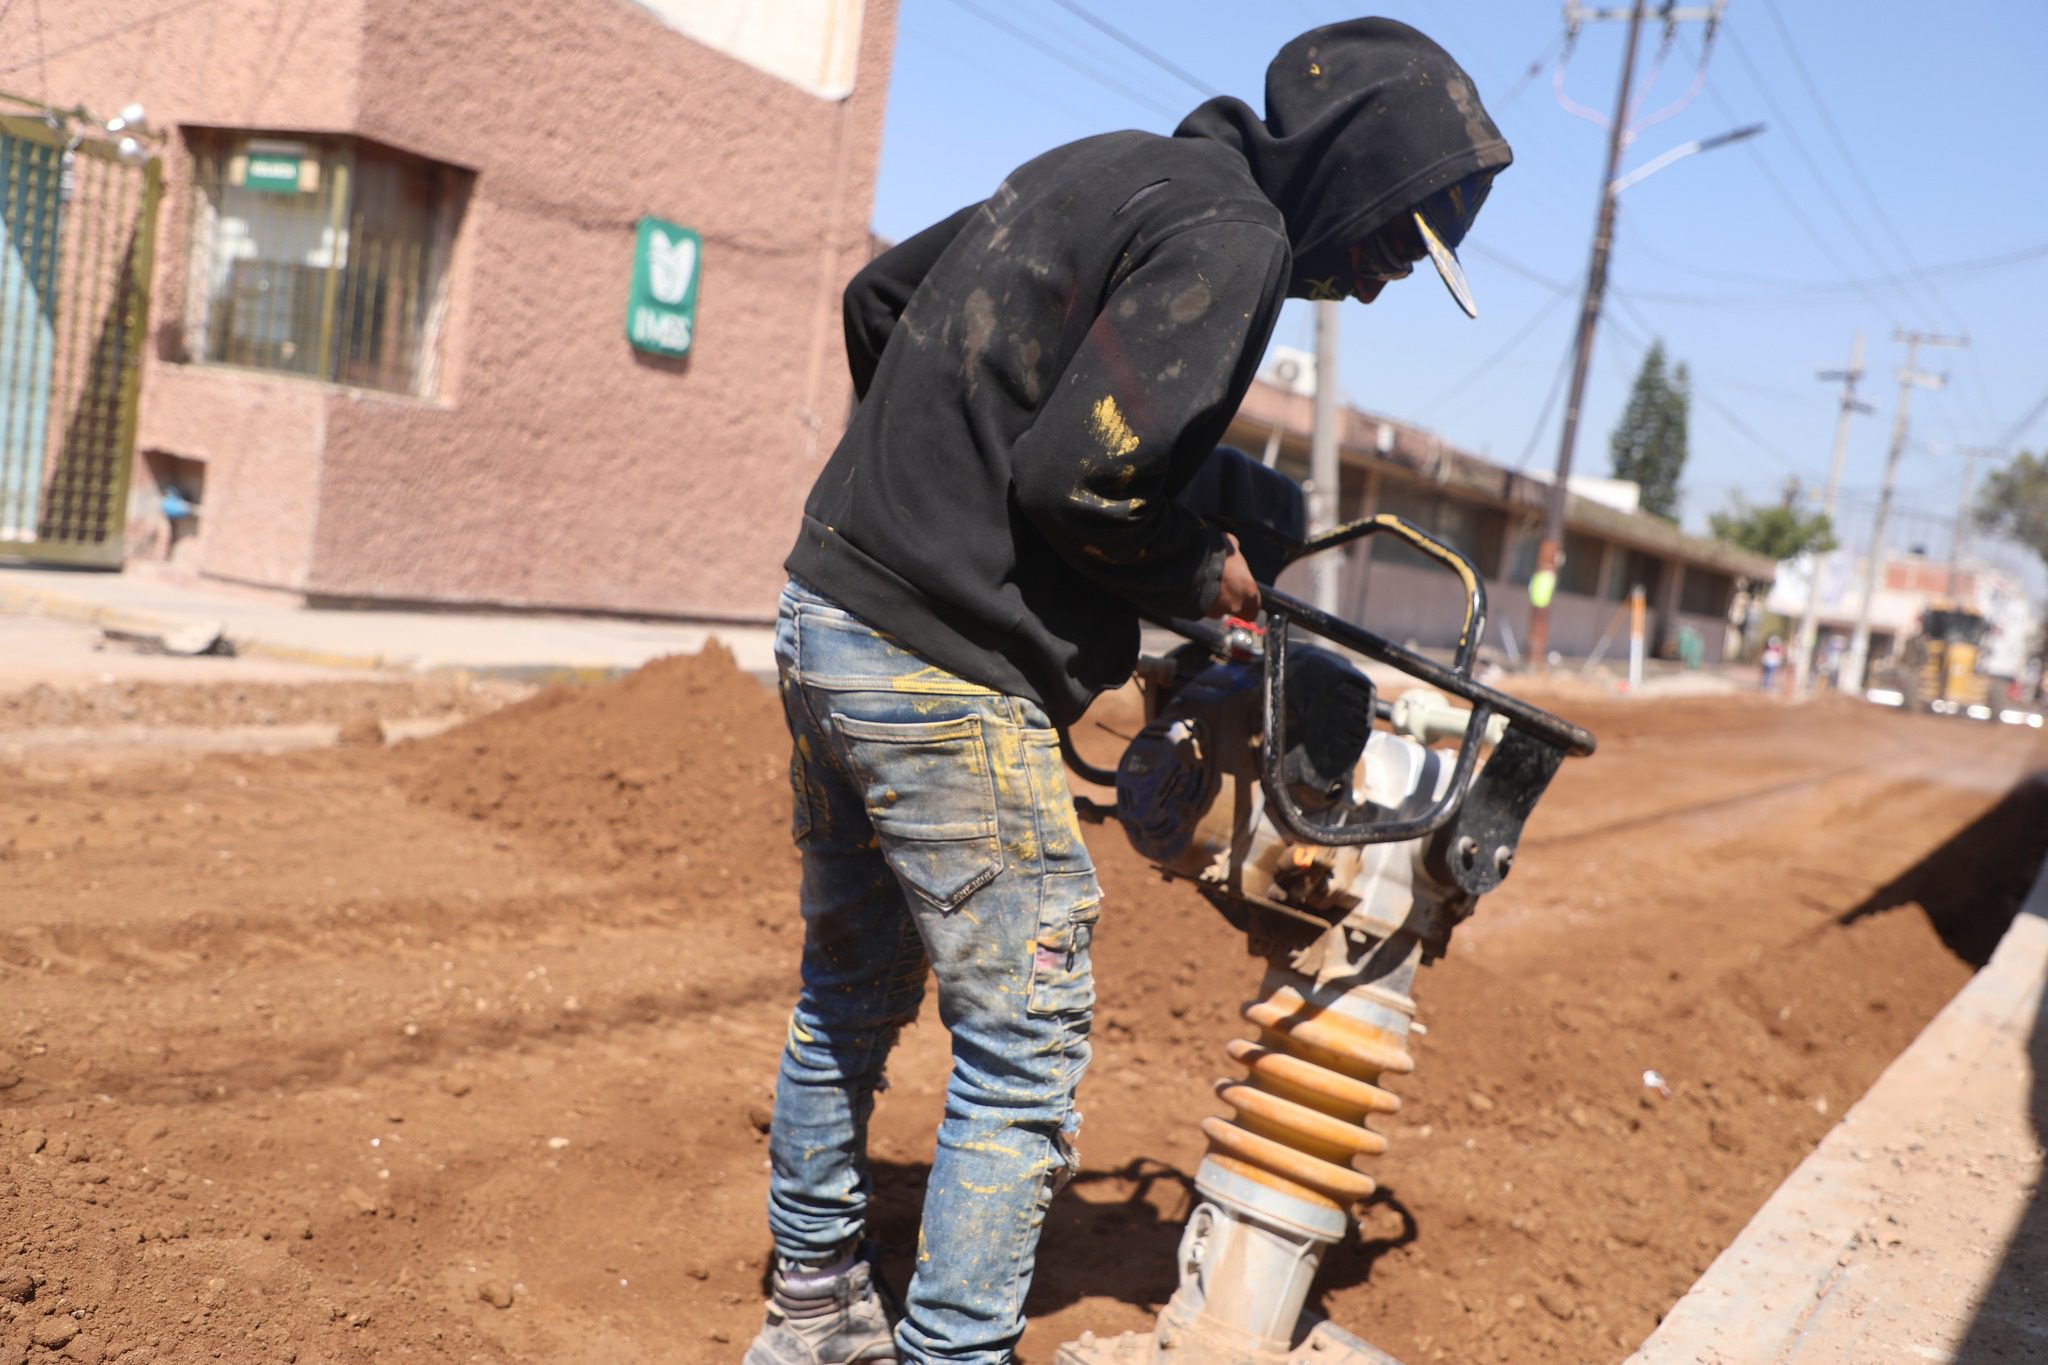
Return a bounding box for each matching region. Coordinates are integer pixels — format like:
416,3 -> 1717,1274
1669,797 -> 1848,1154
1176,18 -> 1511,299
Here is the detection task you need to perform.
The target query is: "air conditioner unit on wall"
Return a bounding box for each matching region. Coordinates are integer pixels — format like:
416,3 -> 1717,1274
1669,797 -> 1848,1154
1262,346 -> 1316,397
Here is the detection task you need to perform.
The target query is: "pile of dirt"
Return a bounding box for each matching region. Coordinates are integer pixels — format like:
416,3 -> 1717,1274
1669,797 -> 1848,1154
394,645 -> 792,882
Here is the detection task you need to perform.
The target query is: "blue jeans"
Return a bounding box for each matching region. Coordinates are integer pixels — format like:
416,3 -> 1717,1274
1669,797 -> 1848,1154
766,580 -> 1099,1362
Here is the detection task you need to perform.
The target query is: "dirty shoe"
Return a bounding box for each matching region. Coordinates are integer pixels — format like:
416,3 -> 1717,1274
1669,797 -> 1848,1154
742,1249 -> 898,1365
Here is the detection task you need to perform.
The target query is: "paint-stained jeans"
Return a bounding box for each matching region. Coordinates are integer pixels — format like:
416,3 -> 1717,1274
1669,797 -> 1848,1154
766,580 -> 1098,1363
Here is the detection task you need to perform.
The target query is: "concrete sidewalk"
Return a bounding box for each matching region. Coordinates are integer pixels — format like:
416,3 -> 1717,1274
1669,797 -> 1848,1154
0,565 -> 775,681
1631,857 -> 2048,1363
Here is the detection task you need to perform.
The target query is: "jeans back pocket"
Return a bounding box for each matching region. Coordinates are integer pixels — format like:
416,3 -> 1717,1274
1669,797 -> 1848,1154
831,712 -> 1004,910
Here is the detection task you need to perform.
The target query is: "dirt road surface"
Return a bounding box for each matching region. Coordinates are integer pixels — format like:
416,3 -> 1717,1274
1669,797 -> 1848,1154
2,645 -> 2042,1364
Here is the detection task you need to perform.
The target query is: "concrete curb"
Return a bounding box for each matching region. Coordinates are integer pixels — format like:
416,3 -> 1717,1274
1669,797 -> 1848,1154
0,579 -> 187,643
1629,851 -> 2048,1363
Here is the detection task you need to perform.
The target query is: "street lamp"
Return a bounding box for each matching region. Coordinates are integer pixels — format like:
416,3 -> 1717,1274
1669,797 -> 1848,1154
1608,122 -> 1765,194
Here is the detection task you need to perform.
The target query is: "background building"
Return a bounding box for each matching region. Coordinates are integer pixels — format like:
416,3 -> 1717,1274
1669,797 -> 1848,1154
21,0 -> 894,622
1228,355 -> 1775,665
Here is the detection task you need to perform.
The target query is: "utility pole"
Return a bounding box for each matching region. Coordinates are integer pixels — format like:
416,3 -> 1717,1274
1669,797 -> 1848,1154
1523,2 -> 1736,666
1792,330 -> 1872,696
1844,329 -> 1967,692
1309,298 -> 1342,613
1523,0 -> 1645,669
1946,445 -> 1998,600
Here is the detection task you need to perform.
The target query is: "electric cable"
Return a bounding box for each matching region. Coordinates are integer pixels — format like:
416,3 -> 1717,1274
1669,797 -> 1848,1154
1715,25 -> 1914,300
1754,2 -> 2007,445
1465,242 -> 1574,297
896,21 -> 1102,134
1683,43 -> 1897,324
1415,286 -> 1577,418
1754,0 -> 1958,327
1994,382 -> 2048,452
1042,0 -> 1221,100
1515,338 -> 1578,472
1615,238 -> 2048,304
942,0 -> 1183,122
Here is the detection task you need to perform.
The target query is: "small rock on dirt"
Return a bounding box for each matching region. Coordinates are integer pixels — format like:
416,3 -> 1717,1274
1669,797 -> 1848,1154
0,1052 -> 22,1089
337,717 -> 385,748
1538,1289 -> 1577,1321
19,1128 -> 47,1157
438,1076 -> 472,1098
745,1104 -> 773,1134
31,1317 -> 79,1349
0,1271 -> 33,1303
1464,1091 -> 1496,1114
340,1186 -> 379,1216
478,1281 -> 514,1310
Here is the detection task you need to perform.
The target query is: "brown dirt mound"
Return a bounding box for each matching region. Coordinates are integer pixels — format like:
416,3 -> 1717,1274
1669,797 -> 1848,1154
394,644 -> 792,883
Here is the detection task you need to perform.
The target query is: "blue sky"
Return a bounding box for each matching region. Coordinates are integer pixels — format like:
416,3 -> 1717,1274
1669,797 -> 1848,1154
868,1 -> 2048,583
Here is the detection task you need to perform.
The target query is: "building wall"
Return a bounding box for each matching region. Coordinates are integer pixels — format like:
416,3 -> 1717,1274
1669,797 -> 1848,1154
1311,558 -> 1733,666
28,0 -> 896,620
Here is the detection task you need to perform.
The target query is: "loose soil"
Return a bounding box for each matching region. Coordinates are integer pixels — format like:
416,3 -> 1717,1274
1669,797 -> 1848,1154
2,648 -> 2042,1365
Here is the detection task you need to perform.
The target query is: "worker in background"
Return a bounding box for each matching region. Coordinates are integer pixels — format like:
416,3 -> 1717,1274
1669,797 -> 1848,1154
747,19 -> 1511,1363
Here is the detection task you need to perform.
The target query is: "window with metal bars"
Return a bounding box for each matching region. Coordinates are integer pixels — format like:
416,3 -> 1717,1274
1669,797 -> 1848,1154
182,130 -> 466,397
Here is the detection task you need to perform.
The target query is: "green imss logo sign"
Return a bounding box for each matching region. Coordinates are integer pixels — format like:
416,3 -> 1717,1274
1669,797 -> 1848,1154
627,217 -> 701,358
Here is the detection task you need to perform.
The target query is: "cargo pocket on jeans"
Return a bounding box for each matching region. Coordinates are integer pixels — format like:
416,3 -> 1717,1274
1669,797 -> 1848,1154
785,734 -> 816,846
832,712 -> 1004,911
1028,870 -> 1101,1016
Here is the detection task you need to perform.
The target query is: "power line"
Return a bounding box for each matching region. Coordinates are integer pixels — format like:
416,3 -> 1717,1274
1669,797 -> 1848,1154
1682,38 -> 1897,323
1494,31 -> 1568,112
1516,339 -> 1579,471
0,0 -> 215,75
1754,0 -> 1955,327
942,0 -> 1182,121
1995,382 -> 2048,451
1751,0 -> 2009,446
896,22 -> 1101,134
1043,0 -> 1221,100
1615,237 -> 2048,305
1465,241 -> 1574,296
1416,285 -> 1577,417
1717,24 -> 1921,308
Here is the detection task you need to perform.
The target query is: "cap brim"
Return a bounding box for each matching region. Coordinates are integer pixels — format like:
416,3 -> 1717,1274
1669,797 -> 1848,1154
1415,210 -> 1477,319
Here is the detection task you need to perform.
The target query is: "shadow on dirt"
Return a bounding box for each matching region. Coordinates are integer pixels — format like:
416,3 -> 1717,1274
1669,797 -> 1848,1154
1837,772 -> 2048,967
858,1156 -> 1419,1326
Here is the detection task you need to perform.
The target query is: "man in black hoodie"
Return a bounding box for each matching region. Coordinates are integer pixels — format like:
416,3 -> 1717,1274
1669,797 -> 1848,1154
749,19 -> 1510,1364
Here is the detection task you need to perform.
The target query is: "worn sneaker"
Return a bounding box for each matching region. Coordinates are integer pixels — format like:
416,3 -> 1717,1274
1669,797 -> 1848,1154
742,1251 -> 898,1365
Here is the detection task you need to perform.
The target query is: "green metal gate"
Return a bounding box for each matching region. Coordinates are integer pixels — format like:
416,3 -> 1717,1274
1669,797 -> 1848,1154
0,106 -> 160,567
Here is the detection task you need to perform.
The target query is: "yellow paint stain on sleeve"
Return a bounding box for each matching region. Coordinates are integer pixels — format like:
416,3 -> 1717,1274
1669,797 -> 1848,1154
1089,394 -> 1141,458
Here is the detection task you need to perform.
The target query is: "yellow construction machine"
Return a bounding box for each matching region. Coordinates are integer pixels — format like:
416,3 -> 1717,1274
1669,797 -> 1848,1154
1899,606 -> 1991,715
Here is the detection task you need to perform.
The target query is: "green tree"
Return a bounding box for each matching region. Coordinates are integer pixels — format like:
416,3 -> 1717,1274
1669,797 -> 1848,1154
1709,491 -> 1838,562
1974,449 -> 2048,569
1608,341 -> 1690,520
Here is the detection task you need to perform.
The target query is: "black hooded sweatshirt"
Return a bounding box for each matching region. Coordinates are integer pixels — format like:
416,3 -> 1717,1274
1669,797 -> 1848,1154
786,19 -> 1510,726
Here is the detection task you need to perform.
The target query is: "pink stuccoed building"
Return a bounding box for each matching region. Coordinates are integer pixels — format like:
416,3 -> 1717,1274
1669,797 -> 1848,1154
27,0 -> 896,623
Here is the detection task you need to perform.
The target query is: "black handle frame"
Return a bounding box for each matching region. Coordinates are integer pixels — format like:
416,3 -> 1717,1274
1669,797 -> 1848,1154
1257,516 -> 1593,847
